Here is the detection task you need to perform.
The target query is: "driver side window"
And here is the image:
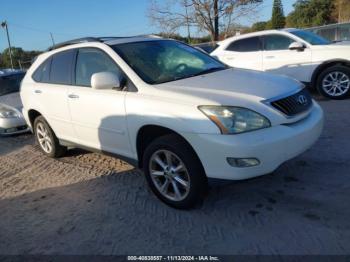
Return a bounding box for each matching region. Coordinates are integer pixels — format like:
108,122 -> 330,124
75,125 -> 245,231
75,48 -> 122,87
263,35 -> 294,51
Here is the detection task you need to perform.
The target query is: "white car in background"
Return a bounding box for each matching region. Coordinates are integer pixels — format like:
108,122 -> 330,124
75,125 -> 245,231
21,36 -> 323,208
0,70 -> 29,135
211,29 -> 350,99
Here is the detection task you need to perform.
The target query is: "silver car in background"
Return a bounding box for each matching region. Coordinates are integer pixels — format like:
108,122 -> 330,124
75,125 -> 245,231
0,69 -> 29,135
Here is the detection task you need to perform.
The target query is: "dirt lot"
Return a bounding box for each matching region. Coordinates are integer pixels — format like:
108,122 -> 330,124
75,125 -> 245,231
0,98 -> 349,255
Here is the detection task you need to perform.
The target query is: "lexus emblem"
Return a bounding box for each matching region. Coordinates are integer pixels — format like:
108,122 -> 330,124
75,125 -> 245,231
297,95 -> 308,105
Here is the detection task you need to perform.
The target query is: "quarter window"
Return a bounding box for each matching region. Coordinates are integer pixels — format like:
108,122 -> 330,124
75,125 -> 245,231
226,37 -> 261,52
50,50 -> 75,85
32,57 -> 52,83
263,35 -> 294,51
75,48 -> 121,87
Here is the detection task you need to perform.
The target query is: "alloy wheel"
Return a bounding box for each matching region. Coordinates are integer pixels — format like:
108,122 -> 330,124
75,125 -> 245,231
322,71 -> 350,97
36,122 -> 53,153
149,150 -> 191,202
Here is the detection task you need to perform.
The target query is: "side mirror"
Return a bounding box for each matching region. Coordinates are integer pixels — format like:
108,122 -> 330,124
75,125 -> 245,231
289,42 -> 305,51
91,72 -> 122,90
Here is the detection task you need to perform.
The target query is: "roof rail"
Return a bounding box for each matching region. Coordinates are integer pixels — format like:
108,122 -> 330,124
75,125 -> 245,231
48,35 -> 163,51
48,37 -> 100,51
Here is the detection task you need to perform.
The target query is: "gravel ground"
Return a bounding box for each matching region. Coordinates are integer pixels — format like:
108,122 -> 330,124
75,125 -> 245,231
0,98 -> 349,255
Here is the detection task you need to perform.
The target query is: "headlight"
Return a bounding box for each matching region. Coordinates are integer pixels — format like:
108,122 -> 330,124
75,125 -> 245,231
199,106 -> 270,134
0,106 -> 20,119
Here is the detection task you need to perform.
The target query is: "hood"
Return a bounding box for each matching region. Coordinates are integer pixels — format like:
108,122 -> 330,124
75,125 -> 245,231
0,92 -> 23,110
155,68 -> 303,103
331,41 -> 350,46
312,42 -> 350,50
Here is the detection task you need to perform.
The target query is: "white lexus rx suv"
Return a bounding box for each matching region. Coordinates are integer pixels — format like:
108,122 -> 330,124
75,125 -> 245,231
20,36 -> 323,208
211,29 -> 350,99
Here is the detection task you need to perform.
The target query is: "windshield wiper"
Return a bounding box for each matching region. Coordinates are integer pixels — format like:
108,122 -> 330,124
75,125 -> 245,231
158,67 -> 226,84
190,67 -> 226,78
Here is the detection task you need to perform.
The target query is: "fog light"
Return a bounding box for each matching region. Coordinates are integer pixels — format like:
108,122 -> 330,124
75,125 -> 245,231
227,157 -> 260,168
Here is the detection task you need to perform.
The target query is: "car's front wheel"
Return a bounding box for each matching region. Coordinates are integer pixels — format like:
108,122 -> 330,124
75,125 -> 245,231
143,134 -> 207,209
317,65 -> 350,99
34,116 -> 66,158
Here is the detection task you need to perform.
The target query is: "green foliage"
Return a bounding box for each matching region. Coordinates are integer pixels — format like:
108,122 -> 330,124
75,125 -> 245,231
271,0 -> 285,29
0,47 -> 41,69
251,21 -> 269,32
286,0 -> 336,28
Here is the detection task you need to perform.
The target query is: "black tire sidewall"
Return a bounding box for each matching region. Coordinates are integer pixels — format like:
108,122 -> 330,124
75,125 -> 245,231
143,135 -> 207,209
317,65 -> 350,100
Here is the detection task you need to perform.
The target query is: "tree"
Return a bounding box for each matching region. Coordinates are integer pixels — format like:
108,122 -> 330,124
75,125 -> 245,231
286,0 -> 336,28
251,21 -> 268,32
149,0 -> 263,42
270,0 -> 285,29
333,0 -> 350,23
0,47 -> 41,69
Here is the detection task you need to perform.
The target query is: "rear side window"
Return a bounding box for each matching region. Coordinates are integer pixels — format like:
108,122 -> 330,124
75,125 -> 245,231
32,57 -> 52,83
263,35 -> 294,51
226,37 -> 261,52
50,50 -> 75,85
75,48 -> 122,87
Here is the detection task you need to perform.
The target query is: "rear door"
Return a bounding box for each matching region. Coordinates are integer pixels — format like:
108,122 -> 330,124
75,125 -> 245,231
31,50 -> 76,141
67,47 -> 132,157
262,34 -> 313,82
216,36 -> 263,70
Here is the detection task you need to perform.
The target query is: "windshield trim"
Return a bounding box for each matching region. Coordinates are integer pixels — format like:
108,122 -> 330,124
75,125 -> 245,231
111,40 -> 227,85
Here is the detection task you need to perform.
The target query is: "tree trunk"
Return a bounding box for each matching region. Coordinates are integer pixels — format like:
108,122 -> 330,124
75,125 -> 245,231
214,0 -> 219,41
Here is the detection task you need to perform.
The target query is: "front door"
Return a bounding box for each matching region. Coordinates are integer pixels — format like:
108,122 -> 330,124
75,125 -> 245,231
67,47 -> 132,157
262,34 -> 313,82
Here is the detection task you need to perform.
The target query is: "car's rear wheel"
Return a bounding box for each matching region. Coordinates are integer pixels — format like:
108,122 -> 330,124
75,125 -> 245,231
143,134 -> 207,209
34,116 -> 66,158
317,65 -> 350,99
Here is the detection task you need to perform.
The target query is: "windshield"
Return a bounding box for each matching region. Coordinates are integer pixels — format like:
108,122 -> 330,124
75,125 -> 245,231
112,40 -> 226,85
0,73 -> 25,96
290,30 -> 331,45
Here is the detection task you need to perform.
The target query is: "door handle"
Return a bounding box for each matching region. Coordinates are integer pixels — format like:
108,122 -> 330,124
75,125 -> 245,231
34,90 -> 42,94
68,94 -> 79,99
265,56 -> 275,59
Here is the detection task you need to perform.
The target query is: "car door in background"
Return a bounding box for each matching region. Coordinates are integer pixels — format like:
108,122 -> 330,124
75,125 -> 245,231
31,50 -> 76,141
262,34 -> 313,82
216,36 -> 263,71
67,47 -> 132,157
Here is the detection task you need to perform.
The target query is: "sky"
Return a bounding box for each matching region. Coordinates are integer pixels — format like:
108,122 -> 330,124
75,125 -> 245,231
0,0 -> 296,52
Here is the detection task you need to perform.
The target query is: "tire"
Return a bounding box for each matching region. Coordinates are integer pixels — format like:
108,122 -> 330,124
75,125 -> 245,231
143,134 -> 207,209
316,65 -> 350,100
34,116 -> 67,158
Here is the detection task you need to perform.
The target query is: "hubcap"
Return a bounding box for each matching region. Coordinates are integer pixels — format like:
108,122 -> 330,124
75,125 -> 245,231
36,122 -> 52,153
149,150 -> 190,201
322,71 -> 350,97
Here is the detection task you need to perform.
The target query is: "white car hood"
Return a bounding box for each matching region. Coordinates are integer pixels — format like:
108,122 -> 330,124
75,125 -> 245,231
155,68 -> 303,102
0,92 -> 23,111
312,42 -> 350,50
331,41 -> 350,46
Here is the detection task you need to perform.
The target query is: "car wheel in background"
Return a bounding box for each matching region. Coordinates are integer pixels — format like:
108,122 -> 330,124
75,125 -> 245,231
34,116 -> 67,158
143,134 -> 207,209
317,65 -> 350,99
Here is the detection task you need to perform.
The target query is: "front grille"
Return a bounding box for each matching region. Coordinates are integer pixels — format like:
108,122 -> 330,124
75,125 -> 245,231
270,89 -> 313,117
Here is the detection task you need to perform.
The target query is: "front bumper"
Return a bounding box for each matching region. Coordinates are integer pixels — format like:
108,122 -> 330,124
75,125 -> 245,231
182,103 -> 324,180
0,116 -> 30,135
